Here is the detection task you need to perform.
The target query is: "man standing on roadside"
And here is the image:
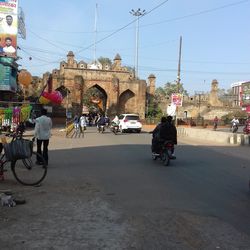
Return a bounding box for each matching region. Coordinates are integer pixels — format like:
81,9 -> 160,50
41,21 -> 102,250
34,108 -> 52,166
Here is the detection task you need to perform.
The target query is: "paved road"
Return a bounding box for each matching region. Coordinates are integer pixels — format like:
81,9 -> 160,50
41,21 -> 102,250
213,125 -> 245,133
1,127 -> 250,249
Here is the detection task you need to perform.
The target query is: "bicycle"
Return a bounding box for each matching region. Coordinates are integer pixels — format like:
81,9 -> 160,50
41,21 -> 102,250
0,131 -> 47,186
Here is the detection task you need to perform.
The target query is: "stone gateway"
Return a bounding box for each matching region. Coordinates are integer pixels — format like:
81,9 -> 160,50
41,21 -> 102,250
45,51 -> 155,119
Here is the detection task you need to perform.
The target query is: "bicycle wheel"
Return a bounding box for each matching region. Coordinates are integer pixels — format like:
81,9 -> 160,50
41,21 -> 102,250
11,152 -> 47,186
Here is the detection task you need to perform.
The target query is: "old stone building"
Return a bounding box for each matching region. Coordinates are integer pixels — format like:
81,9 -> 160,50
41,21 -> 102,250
40,51 -> 154,119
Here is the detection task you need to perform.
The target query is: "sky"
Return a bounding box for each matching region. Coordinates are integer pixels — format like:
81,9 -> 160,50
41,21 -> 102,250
17,0 -> 250,95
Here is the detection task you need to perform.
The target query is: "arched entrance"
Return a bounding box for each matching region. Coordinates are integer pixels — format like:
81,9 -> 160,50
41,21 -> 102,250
118,89 -> 135,114
84,84 -> 108,114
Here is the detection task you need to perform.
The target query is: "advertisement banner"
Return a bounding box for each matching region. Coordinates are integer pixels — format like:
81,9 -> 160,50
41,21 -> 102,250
166,103 -> 176,116
0,0 -> 18,15
171,93 -> 183,107
241,82 -> 250,106
0,0 -> 18,58
0,56 -> 17,91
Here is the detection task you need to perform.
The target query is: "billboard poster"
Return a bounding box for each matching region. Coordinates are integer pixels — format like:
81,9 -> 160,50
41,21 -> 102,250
0,56 -> 17,91
241,82 -> 250,106
171,93 -> 183,107
0,0 -> 18,15
0,0 -> 18,58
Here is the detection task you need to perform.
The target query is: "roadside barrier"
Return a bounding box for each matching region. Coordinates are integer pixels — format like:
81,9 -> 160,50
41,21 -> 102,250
177,127 -> 250,146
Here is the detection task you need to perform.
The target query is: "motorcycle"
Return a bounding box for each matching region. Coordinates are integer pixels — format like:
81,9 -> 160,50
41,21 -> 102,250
213,122 -> 218,131
152,140 -> 175,166
110,123 -> 119,135
231,122 -> 238,133
98,125 -> 105,133
243,124 -> 250,134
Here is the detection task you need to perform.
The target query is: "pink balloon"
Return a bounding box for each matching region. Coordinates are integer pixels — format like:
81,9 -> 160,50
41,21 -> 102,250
41,91 -> 51,99
49,91 -> 63,104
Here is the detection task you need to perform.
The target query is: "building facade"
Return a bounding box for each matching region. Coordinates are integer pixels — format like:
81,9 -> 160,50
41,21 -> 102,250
42,51 -> 153,119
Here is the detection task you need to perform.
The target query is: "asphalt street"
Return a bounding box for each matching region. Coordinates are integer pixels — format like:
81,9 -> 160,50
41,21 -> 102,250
1,127 -> 250,249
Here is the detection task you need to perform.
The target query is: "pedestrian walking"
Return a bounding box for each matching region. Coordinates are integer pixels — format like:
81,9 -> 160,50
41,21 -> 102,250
80,114 -> 87,135
34,108 -> 52,166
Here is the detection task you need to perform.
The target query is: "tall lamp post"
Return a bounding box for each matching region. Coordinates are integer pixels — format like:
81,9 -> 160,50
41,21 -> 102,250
129,8 -> 146,79
175,36 -> 182,126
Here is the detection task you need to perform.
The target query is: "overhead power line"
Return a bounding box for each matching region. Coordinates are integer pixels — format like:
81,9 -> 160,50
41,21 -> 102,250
75,0 -> 169,55
141,0 -> 250,28
28,29 -> 68,52
28,0 -> 250,34
139,67 -> 250,76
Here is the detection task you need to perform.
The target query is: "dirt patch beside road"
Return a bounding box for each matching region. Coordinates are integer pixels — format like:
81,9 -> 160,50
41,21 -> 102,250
0,179 -> 133,249
1,180 -> 250,250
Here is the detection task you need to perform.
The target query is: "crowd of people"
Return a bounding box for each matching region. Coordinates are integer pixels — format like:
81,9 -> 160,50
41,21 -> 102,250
73,113 -> 119,136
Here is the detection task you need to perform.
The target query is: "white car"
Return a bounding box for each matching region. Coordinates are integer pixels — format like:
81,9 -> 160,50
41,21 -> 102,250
118,114 -> 142,133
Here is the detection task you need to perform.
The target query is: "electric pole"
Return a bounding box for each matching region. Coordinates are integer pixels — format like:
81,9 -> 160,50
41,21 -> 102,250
129,8 -> 146,79
177,36 -> 182,93
175,36 -> 182,126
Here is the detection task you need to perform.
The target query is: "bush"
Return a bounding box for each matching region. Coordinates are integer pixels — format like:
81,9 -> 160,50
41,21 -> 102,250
221,110 -> 247,125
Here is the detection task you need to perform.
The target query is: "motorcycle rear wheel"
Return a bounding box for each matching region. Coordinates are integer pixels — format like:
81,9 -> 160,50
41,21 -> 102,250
162,151 -> 170,166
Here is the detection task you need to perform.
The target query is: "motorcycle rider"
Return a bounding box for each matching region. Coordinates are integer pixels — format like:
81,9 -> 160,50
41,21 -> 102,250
149,116 -> 177,159
159,115 -> 177,159
111,115 -> 120,126
213,116 -> 219,130
231,116 -> 239,132
243,116 -> 250,134
150,116 -> 167,155
97,114 -> 106,131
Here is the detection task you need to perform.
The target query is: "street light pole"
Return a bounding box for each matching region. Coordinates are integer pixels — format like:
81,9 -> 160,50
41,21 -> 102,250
175,36 -> 182,126
130,8 -> 146,79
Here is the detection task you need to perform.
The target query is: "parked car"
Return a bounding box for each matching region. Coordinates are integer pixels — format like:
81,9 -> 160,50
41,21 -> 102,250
118,114 -> 142,133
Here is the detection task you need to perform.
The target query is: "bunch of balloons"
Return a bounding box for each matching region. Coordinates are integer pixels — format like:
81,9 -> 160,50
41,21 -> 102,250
39,91 -> 63,105
18,70 -> 32,88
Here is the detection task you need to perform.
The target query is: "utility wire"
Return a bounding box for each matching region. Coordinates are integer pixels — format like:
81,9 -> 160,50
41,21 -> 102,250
27,29 -> 68,52
139,67 -> 250,75
141,0 -> 250,28
23,0 -> 249,61
75,0 -> 169,55
28,0 -> 250,34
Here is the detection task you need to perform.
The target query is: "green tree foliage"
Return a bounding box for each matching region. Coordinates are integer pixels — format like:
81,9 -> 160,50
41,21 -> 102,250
161,82 -> 188,97
82,87 -> 105,112
221,110 -> 247,124
124,65 -> 134,73
98,57 -> 112,67
146,94 -> 163,118
217,88 -> 235,104
154,82 -> 188,105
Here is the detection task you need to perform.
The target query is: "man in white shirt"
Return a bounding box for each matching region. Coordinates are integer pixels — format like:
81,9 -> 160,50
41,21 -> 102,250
34,108 -> 52,166
3,37 -> 16,54
0,15 -> 16,34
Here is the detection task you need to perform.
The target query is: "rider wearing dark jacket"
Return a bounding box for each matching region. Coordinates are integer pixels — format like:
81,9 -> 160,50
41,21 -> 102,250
151,117 -> 167,153
159,116 -> 177,145
97,115 -> 106,126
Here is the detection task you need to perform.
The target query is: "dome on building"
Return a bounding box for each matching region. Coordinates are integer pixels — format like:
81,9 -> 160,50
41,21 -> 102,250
67,51 -> 74,57
114,53 -> 121,60
148,74 -> 156,79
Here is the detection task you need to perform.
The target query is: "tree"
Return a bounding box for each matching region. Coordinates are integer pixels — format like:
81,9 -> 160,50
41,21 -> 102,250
154,82 -> 188,104
124,65 -> 134,73
146,92 -> 163,118
98,57 -> 112,67
217,88 -> 235,102
82,87 -> 105,112
162,81 -> 188,97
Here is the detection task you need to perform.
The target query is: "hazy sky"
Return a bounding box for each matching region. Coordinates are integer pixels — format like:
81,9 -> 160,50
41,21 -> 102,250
18,0 -> 250,94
